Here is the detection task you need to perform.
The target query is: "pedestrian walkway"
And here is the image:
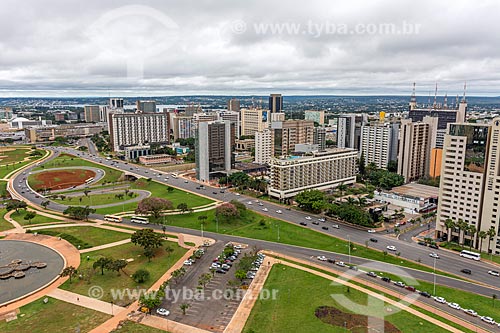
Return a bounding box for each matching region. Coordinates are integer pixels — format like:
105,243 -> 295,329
48,288 -> 126,315
80,238 -> 131,253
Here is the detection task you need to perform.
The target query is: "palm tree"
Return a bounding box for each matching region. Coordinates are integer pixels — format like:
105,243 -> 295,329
444,218 -> 455,242
93,257 -> 112,275
478,231 -> 487,253
487,227 -> 496,254
60,266 -> 77,283
180,303 -> 190,315
357,197 -> 367,207
346,197 -> 356,205
467,225 -> 477,250
456,219 -> 468,247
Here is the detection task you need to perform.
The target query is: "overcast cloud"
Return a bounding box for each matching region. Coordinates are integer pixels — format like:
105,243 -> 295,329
0,0 -> 499,97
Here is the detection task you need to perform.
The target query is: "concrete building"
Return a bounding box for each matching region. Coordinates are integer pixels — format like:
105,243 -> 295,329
241,108 -> 269,136
0,108 -> 14,121
271,112 -> 285,122
435,121 -> 500,253
314,127 -> 327,151
84,105 -> 100,123
336,114 -> 368,150
124,145 -> 151,160
218,110 -> 240,139
139,154 -> 174,166
196,120 -> 235,182
109,98 -> 124,109
136,100 -> 157,113
360,122 -> 399,169
271,119 -> 314,156
305,110 -> 325,125
269,94 -> 283,113
397,116 -> 438,182
254,129 -> 272,164
374,183 -> 438,214
172,115 -> 196,140
268,148 -> 357,199
227,98 -> 240,112
25,123 -> 105,143
429,148 -> 443,178
109,112 -> 169,151
9,117 -> 51,129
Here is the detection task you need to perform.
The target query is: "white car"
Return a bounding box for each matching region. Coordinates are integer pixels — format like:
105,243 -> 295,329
463,309 -> 478,317
183,260 -> 193,266
247,201 -> 253,205
317,255 -> 327,261
156,308 -> 170,316
386,245 -> 397,251
258,202 -> 264,206
318,218 -> 325,222
488,270 -> 500,277
368,229 -> 376,233
336,261 -> 346,267
235,193 -> 240,196
262,208 -> 268,212
332,224 -> 340,229
276,210 -> 282,214
447,302 -> 461,310
481,316 -> 496,324
434,296 -> 446,304
429,253 -> 440,259
305,216 -> 312,220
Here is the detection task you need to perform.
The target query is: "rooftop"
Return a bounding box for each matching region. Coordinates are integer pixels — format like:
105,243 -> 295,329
390,182 -> 439,199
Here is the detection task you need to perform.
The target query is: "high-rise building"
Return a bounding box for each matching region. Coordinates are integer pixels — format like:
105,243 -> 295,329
109,112 -> 168,151
255,129 -> 272,164
218,110 -> 240,139
314,127 -> 327,151
196,120 -> 235,182
269,94 -> 283,113
136,100 -> 157,113
0,107 -> 13,121
272,119 -> 315,156
172,115 -> 196,140
268,148 -> 357,199
336,114 -> 368,150
397,116 -> 438,182
305,110 -> 325,125
241,108 -> 269,136
109,98 -> 124,109
436,121 -> 498,253
84,105 -> 100,123
227,98 -> 240,112
360,122 -> 399,169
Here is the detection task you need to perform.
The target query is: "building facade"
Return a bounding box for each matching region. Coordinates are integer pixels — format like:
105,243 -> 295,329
360,122 -> 399,169
269,94 -> 283,113
136,100 -> 157,113
314,127 -> 326,151
268,148 -> 357,199
241,108 -> 269,136
84,105 -> 100,123
227,98 -> 240,112
25,123 -> 105,143
336,114 -> 367,150
304,110 -> 325,125
271,119 -> 314,156
255,129 -> 272,164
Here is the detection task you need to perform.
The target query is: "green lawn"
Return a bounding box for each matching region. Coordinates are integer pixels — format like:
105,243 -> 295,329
163,209 -> 457,277
0,296 -> 110,333
31,226 -> 131,249
0,180 -> 7,197
0,147 -> 32,164
0,208 -> 14,231
60,241 -> 187,306
9,209 -> 60,226
0,154 -> 44,179
53,191 -> 141,206
112,320 -> 169,332
244,264 -> 450,333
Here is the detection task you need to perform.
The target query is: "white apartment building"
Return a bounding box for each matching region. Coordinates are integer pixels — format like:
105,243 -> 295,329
268,148 -> 357,199
109,112 -> 169,151
360,122 -> 399,169
255,129 -> 272,164
241,108 -> 269,136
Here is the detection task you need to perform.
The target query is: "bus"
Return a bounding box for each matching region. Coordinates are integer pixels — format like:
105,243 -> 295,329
460,250 -> 481,261
104,214 -> 123,223
130,216 -> 149,224
85,177 -> 94,184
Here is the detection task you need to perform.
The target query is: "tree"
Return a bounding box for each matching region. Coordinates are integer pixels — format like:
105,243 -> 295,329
235,269 -> 247,282
166,186 -> 175,193
171,267 -> 186,284
487,227 -> 496,254
40,200 -> 50,209
215,202 -> 240,220
295,190 -> 325,213
177,203 -> 189,213
456,219 -> 468,247
60,266 -> 77,283
83,190 -> 91,197
131,229 -> 164,261
93,257 -> 113,275
165,245 -> 174,258
227,172 -> 250,187
132,269 -> 150,283
467,225 -> 477,250
139,291 -> 162,310
5,199 -> 27,214
135,197 -> 173,219
180,303 -> 190,315
387,160 -> 398,172
358,153 -> 366,175
444,218 -> 455,242
198,215 -> 208,226
478,231 -> 487,253
109,259 -> 128,276
23,211 -> 37,225
63,206 -> 95,220
198,273 -> 212,288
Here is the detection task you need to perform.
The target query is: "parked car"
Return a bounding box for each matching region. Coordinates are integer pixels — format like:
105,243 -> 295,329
322,226 -> 329,230
156,308 -> 170,316
405,286 -> 416,292
305,216 -> 312,220
386,245 -> 397,251
448,302 -> 461,310
317,255 -> 327,261
276,210 -> 282,214
429,244 -> 439,249
463,309 -> 478,317
460,268 -> 472,275
369,238 -> 378,243
183,260 -> 193,266
300,222 -> 307,226
481,316 -> 496,324
417,241 -> 427,246
381,277 -> 391,283
312,221 -> 319,225
336,261 -> 346,267
367,271 -> 377,278
394,281 -> 405,288
429,253 -> 440,259
434,296 -> 447,304
332,224 -> 340,229
419,291 -> 431,298
367,229 -> 376,233
215,269 -> 227,274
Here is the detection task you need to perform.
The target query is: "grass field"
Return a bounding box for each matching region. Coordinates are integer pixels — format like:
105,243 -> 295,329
113,320 -> 169,332
244,264 -> 450,333
60,241 -> 187,306
9,209 -> 60,226
53,191 -> 141,206
0,150 -> 45,179
0,208 -> 14,231
32,226 -> 131,249
0,296 -> 110,333
0,147 -> 32,164
0,180 -> 7,197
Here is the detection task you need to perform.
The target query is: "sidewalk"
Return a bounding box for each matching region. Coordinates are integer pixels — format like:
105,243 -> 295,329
80,239 -> 131,253
48,288 -> 126,315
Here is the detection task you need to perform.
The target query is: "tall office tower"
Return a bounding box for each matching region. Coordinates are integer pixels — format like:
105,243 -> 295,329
269,94 -> 283,113
84,105 -> 100,123
185,104 -> 202,116
336,114 -> 368,150
272,119 -> 315,156
196,120 -> 235,182
172,115 -> 196,140
136,100 -> 157,113
255,129 -> 273,164
271,112 -> 285,122
240,108 -> 269,136
360,122 -> 399,169
313,127 -> 327,151
109,112 -> 168,151
305,110 -> 326,125
436,121 -> 498,253
192,112 -> 218,125
227,98 -> 240,112
397,116 -> 438,182
218,110 -> 240,138
109,98 -> 124,109
99,106 -> 109,123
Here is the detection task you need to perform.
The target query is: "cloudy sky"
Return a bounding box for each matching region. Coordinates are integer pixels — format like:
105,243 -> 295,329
1,0 -> 499,97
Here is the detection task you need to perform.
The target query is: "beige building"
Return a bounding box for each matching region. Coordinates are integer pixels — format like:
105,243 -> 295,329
84,105 -> 100,123
241,108 -> 269,136
271,119 -> 314,156
254,129 -> 272,164
360,122 -> 399,169
268,148 -> 357,199
397,116 -> 438,182
25,123 -> 105,143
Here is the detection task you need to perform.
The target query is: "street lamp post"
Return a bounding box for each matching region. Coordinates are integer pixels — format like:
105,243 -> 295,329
348,235 -> 351,265
433,257 -> 437,295
201,223 -> 204,238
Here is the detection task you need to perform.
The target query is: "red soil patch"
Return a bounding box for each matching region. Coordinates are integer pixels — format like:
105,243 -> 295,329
32,169 -> 96,190
315,306 -> 401,333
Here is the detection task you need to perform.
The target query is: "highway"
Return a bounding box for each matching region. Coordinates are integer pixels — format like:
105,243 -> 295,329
9,146 -> 500,328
